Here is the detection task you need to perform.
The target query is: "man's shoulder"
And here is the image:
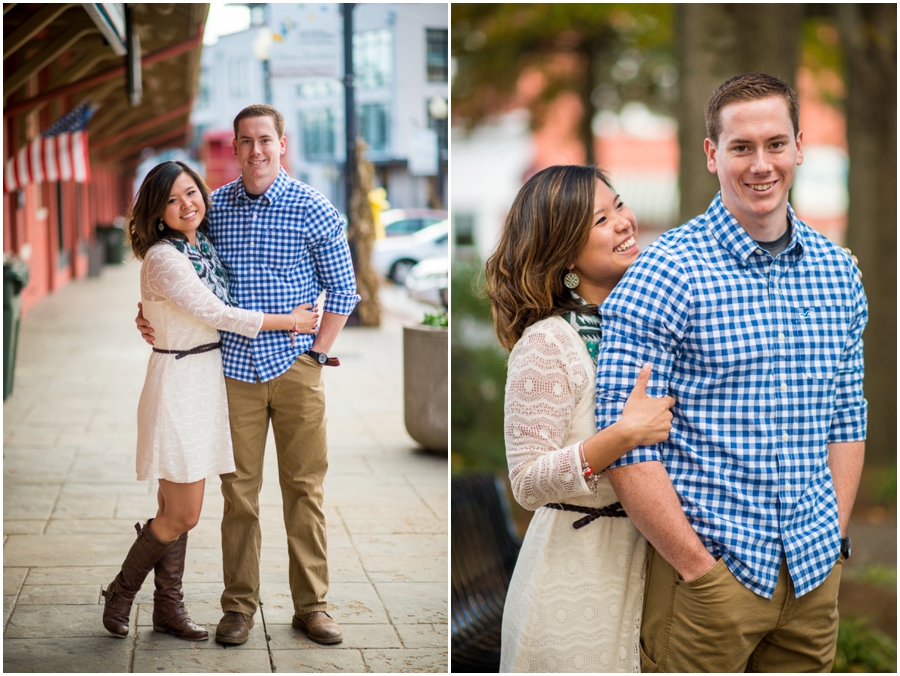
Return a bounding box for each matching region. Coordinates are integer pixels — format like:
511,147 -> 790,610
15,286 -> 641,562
210,179 -> 240,207
277,173 -> 334,208
793,217 -> 859,277
635,214 -> 710,265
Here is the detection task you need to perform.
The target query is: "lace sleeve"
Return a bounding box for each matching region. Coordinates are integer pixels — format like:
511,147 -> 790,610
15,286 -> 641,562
505,324 -> 593,511
142,244 -> 263,338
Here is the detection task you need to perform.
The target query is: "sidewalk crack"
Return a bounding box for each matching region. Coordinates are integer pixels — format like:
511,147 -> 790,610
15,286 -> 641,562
259,600 -> 276,672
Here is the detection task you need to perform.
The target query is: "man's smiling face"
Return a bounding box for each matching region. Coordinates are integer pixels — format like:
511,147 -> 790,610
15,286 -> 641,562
704,95 -> 803,239
232,114 -> 286,193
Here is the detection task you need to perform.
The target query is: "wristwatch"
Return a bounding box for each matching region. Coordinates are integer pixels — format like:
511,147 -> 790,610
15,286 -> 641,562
307,350 -> 340,367
840,537 -> 851,560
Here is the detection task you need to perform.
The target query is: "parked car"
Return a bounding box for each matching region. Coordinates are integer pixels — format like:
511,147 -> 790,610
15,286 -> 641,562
381,208 -> 447,238
372,219 -> 448,284
404,256 -> 448,308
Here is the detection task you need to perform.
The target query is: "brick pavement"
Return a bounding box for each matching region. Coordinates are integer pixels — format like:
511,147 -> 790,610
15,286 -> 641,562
3,261 -> 448,672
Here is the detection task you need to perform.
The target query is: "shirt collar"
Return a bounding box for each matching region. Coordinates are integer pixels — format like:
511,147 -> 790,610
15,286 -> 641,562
705,192 -> 805,262
233,167 -> 290,206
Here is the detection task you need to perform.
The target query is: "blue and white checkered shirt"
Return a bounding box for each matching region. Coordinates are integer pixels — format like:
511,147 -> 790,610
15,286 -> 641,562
596,194 -> 867,599
208,168 -> 359,383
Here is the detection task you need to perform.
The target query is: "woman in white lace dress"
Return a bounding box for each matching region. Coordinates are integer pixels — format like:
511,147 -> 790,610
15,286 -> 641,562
484,165 -> 675,672
102,162 -> 318,641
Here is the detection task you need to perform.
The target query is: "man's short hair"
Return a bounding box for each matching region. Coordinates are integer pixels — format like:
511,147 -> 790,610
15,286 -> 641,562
704,73 -> 800,144
233,104 -> 285,139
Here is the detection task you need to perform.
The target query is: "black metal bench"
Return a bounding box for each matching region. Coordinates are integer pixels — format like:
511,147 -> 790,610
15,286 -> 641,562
451,472 -> 522,673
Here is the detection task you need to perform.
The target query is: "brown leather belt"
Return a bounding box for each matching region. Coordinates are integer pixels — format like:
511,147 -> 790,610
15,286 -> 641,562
152,341 -> 222,360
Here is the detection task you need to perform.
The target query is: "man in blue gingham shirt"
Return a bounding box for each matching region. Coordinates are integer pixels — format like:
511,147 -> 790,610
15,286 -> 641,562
207,105 -> 358,647
596,74 -> 866,672
209,167 -> 358,382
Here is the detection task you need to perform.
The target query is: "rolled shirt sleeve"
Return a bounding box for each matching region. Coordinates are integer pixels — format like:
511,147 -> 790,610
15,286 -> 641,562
827,259 -> 868,442
596,244 -> 691,467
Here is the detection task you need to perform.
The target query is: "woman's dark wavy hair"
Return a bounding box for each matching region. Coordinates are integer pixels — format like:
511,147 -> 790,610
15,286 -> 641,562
128,161 -> 211,261
484,165 -> 613,352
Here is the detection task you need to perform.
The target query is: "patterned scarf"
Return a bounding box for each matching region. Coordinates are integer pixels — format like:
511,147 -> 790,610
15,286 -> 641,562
562,292 -> 602,362
166,231 -> 237,307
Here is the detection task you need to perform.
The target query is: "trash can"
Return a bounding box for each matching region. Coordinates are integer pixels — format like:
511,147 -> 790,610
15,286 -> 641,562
96,223 -> 128,264
3,255 -> 29,400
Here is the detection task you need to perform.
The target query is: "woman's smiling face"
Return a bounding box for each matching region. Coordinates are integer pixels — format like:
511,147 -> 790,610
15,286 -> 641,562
568,179 -> 640,304
162,171 -> 206,244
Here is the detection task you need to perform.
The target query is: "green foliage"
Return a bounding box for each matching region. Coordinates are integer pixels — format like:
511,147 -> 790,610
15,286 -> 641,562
451,3 -> 676,128
858,564 -> 898,588
833,615 -> 897,672
450,342 -> 508,475
450,257 -> 509,476
859,463 -> 897,509
422,312 -> 448,327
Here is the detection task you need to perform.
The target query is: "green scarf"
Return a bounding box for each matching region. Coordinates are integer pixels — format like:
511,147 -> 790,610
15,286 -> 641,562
166,231 -> 237,307
562,292 -> 601,362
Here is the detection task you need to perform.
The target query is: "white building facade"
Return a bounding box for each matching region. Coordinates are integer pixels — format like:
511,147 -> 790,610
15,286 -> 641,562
192,3 -> 448,213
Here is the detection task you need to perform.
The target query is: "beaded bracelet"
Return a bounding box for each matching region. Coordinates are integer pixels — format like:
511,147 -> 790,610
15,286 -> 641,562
579,440 -> 602,491
288,313 -> 299,346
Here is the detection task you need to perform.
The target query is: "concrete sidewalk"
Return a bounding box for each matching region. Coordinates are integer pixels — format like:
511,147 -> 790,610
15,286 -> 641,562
3,261 -> 448,673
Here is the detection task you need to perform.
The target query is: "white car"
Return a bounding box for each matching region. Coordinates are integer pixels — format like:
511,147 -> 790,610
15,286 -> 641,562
371,219 -> 448,283
404,256 -> 448,308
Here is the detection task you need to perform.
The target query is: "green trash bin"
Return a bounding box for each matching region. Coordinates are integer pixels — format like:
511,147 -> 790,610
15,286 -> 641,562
96,224 -> 128,264
3,255 -> 29,401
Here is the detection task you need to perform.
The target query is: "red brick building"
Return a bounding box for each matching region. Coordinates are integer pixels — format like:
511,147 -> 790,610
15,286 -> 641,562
4,4 -> 208,314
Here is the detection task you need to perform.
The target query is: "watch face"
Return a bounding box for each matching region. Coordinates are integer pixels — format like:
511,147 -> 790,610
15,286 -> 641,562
318,353 -> 327,364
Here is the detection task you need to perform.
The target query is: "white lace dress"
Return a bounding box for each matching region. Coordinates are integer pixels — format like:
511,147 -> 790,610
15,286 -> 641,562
500,316 -> 646,673
136,243 -> 263,483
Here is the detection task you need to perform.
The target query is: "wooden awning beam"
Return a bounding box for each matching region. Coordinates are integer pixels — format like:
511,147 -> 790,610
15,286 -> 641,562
4,3 -> 77,59
91,103 -> 192,151
3,25 -> 203,119
4,22 -> 99,101
101,126 -> 187,163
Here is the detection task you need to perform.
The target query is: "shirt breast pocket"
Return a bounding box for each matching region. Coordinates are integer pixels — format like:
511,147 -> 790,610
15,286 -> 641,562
794,306 -> 849,381
259,226 -> 307,271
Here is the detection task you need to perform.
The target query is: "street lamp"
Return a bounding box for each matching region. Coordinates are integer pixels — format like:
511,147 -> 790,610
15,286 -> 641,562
428,96 -> 448,209
252,27 -> 273,104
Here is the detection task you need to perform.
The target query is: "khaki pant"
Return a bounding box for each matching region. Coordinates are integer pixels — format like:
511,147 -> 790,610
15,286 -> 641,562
640,546 -> 842,672
220,354 -> 329,617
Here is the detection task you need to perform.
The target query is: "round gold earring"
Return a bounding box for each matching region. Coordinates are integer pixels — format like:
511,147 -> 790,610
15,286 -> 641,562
564,271 -> 579,289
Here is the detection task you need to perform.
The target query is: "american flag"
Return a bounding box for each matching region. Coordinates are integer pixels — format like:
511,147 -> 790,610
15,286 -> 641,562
4,103 -> 96,192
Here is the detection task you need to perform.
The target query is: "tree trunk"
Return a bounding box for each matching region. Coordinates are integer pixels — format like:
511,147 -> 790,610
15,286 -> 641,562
348,138 -> 382,327
836,4 -> 897,465
675,4 -> 803,222
577,40 -> 596,167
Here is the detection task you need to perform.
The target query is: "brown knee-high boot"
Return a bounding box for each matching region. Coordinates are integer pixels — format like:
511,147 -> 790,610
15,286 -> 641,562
102,520 -> 175,638
152,531 -> 208,640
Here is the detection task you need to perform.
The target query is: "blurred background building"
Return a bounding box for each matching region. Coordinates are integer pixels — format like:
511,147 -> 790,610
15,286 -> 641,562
191,3 -> 448,211
4,3 -> 449,316
4,3 -> 207,314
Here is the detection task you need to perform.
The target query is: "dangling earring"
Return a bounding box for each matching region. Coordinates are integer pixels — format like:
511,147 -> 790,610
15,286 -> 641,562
564,270 -> 579,289
158,220 -> 165,232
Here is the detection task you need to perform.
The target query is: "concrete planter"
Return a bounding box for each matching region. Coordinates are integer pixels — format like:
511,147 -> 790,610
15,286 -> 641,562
403,324 -> 448,452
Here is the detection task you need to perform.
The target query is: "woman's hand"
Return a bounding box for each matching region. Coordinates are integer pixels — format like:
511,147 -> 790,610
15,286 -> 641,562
842,247 -> 862,278
135,302 -> 155,346
291,302 -> 319,334
618,364 -> 675,447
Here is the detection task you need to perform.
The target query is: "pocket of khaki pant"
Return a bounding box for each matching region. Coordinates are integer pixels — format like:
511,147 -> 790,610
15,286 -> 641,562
299,353 -> 324,368
640,642 -> 662,673
673,557 -> 742,637
680,555 -> 726,588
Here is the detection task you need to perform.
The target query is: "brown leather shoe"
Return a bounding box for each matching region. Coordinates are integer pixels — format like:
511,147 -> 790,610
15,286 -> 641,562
102,521 -> 175,638
215,611 -> 254,645
152,532 -> 208,641
292,611 -> 343,644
